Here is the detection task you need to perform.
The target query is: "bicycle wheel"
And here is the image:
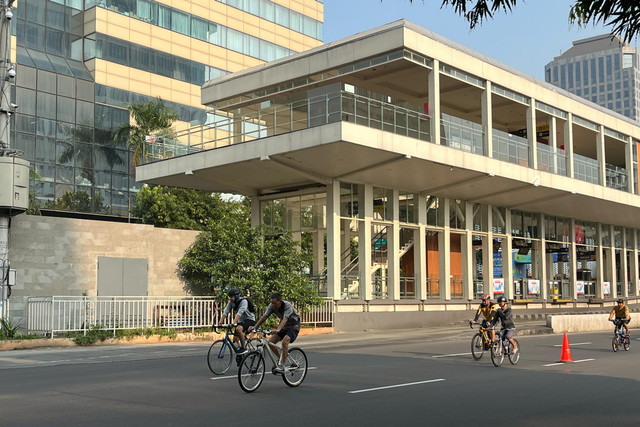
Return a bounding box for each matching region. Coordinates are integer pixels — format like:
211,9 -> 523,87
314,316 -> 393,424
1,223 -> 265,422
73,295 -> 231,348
281,347 -> 308,387
623,336 -> 630,351
207,339 -> 233,374
508,339 -> 520,365
491,340 -> 504,367
238,351 -> 265,393
471,333 -> 485,360
612,336 -> 619,352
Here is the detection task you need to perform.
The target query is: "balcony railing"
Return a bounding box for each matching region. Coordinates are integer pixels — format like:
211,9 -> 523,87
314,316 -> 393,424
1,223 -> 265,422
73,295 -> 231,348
537,142 -> 567,176
493,129 -> 528,167
573,153 -> 599,185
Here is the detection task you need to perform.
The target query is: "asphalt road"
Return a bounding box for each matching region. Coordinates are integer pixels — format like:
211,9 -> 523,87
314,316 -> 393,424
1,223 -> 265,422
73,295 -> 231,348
1,327 -> 638,427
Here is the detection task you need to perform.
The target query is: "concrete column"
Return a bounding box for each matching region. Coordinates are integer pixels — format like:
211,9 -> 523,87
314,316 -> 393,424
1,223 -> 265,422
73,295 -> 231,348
439,199 -> 451,300
428,60 -> 441,145
597,125 -> 606,186
539,214 -> 548,300
416,195 -> 427,300
527,97 -> 537,169
361,184 -> 373,301
549,117 -> 558,174
326,180 -> 341,300
626,136 -> 635,194
631,231 -> 640,296
389,189 -> 400,300
482,81 -> 493,157
621,238 -> 629,298
607,225 -> 617,298
596,223 -> 604,299
486,204 -> 495,296
504,210 -> 514,299
250,196 -> 261,228
462,204 -> 474,300
570,219 -> 578,300
565,113 -> 574,178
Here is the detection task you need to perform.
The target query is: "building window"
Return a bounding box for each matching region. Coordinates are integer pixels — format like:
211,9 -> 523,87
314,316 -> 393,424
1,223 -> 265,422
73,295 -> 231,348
623,53 -> 633,69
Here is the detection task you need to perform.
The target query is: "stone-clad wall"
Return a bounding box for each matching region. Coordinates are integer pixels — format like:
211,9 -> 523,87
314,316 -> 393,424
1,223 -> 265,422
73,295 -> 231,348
7,215 -> 199,323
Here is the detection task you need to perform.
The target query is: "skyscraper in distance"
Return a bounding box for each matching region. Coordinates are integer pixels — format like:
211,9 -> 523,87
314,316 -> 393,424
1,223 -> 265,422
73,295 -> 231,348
545,34 -> 640,122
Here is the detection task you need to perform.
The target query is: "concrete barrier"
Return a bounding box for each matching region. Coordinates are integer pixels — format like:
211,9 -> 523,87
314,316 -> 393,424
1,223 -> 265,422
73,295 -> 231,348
547,313 -> 639,333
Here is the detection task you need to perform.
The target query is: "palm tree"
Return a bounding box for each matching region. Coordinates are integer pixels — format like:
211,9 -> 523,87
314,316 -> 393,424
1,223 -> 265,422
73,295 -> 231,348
114,97 -> 178,168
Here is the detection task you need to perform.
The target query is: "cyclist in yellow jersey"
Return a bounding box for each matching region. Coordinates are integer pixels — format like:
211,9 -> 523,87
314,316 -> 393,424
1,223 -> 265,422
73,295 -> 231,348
609,298 -> 631,337
470,294 -> 498,342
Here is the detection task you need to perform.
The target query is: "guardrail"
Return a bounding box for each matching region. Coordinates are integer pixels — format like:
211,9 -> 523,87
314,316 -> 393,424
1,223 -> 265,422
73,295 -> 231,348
27,296 -> 334,337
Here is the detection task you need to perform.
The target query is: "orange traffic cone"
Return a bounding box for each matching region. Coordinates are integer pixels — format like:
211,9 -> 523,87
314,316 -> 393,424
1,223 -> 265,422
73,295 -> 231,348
559,331 -> 573,362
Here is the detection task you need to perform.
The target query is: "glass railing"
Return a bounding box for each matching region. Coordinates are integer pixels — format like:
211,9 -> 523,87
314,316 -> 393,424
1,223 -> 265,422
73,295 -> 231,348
441,113 -> 483,155
145,90 -> 432,162
492,129 -> 528,167
537,143 -> 567,176
573,153 -> 599,185
606,163 -> 628,191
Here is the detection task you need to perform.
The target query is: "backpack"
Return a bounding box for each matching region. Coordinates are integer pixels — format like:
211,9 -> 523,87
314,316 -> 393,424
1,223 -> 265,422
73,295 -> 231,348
235,297 -> 256,313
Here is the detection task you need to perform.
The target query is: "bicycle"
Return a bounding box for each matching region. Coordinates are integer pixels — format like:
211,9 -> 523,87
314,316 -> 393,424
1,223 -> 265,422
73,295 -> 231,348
611,319 -> 631,352
207,324 -> 261,375
469,321 -> 495,360
237,328 -> 308,393
490,328 -> 520,367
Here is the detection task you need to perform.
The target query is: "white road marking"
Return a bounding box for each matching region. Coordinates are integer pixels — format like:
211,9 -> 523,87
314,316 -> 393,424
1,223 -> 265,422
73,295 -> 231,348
348,379 -> 445,394
552,342 -> 592,347
543,358 -> 595,367
432,352 -> 472,358
209,366 -> 316,381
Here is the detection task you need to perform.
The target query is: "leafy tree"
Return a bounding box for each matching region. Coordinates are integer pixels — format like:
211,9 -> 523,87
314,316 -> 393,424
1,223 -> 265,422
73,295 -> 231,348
44,190 -> 109,213
178,221 -> 322,312
130,185 -> 250,231
114,98 -> 178,168
405,0 -> 640,42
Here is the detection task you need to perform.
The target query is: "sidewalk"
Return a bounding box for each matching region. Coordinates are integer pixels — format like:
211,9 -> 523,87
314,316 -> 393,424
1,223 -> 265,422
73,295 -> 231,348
0,320 -> 553,352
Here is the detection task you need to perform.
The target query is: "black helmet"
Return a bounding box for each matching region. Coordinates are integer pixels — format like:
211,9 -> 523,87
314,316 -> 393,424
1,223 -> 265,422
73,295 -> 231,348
227,288 -> 240,298
497,296 -> 507,303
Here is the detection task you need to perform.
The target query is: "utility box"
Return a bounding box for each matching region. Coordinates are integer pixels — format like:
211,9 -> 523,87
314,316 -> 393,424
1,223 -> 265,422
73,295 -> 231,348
0,156 -> 29,216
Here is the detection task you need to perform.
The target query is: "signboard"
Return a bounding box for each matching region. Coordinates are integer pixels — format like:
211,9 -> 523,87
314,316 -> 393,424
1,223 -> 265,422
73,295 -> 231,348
528,279 -> 540,295
493,278 -> 504,295
145,135 -> 156,143
576,281 -> 585,295
603,281 -> 611,295
575,226 -> 585,244
493,252 -> 503,277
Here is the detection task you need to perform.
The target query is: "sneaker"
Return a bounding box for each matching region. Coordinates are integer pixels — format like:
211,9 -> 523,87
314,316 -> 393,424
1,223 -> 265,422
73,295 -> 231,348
274,364 -> 285,373
238,347 -> 247,354
511,347 -> 518,355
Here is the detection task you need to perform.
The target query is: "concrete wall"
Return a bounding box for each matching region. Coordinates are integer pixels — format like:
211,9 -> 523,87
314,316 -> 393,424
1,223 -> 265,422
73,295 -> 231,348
548,313 -> 640,333
7,215 -> 199,324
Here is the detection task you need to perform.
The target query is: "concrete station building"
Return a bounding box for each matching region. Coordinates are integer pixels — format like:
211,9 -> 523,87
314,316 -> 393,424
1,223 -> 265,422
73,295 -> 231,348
138,20 -> 640,326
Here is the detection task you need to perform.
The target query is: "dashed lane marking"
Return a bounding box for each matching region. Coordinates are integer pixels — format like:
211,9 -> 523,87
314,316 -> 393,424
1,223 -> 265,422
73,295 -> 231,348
552,342 -> 592,347
543,358 -> 595,367
348,378 -> 445,394
432,352 -> 472,358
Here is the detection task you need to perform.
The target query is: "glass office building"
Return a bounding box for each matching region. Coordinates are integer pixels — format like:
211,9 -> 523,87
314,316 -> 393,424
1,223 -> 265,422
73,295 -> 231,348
545,34 -> 640,122
11,0 -> 323,217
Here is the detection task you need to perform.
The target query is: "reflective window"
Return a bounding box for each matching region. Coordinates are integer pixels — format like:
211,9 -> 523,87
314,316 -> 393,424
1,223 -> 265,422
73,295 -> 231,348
37,92 -> 57,120
56,96 -> 75,123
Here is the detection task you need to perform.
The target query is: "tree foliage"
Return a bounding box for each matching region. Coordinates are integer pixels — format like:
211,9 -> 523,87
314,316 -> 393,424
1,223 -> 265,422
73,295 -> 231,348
405,0 -> 640,42
114,98 -> 178,168
130,186 -> 250,231
178,221 -> 322,312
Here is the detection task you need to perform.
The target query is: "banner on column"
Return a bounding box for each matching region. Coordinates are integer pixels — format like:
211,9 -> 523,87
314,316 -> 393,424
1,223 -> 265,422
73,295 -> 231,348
527,279 -> 540,295
603,281 -> 611,295
493,278 -> 504,294
576,281 -> 585,295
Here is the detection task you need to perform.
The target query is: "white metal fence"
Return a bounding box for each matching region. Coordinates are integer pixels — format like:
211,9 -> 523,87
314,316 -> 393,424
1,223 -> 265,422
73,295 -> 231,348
27,296 -> 334,337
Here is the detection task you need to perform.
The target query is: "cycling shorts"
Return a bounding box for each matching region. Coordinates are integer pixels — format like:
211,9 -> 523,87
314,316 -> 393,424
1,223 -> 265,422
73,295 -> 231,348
501,329 -> 515,340
615,317 -> 630,325
276,327 -> 299,343
237,319 -> 255,331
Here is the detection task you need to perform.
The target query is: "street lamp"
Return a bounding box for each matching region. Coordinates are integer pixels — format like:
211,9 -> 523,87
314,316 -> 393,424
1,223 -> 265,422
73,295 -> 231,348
117,191 -> 131,223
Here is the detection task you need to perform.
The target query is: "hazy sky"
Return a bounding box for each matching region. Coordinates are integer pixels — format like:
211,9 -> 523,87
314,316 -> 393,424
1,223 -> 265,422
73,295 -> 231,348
322,0 -> 633,81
